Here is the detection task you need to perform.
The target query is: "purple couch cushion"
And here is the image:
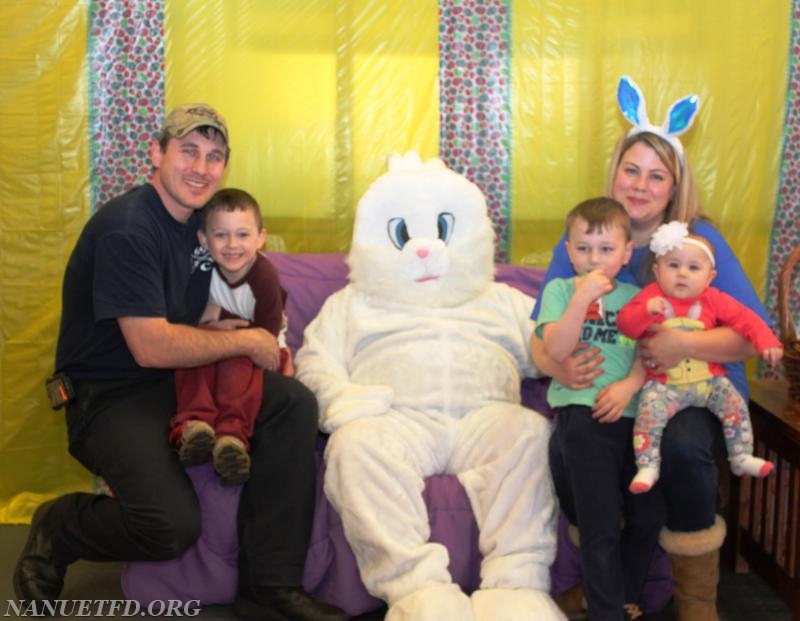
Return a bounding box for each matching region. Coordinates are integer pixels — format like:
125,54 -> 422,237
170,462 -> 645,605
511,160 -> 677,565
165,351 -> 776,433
266,253 -> 351,354
121,253 -> 671,616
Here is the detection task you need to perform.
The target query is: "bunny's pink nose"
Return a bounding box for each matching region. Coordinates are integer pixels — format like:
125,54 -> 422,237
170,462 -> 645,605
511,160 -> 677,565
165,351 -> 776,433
417,248 -> 429,259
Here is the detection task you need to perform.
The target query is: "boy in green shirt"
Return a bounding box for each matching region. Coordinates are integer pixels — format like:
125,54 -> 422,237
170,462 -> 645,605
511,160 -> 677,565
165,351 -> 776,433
535,197 -> 659,621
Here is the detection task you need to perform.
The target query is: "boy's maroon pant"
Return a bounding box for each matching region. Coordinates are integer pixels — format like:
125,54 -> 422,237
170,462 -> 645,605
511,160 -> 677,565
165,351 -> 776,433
171,356 -> 262,450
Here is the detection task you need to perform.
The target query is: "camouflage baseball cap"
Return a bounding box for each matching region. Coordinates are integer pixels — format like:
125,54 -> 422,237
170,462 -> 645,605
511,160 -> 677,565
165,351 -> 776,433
161,103 -> 229,144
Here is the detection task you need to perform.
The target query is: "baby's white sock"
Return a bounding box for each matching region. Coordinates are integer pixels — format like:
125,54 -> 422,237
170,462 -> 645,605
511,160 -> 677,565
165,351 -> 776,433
629,466 -> 659,494
730,455 -> 774,477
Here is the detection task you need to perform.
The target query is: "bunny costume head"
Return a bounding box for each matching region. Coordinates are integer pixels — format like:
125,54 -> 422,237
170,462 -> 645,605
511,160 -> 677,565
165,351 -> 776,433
347,152 -> 495,308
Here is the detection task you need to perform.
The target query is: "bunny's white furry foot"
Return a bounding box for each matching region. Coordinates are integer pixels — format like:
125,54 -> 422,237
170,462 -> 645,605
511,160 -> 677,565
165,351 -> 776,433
385,583 -> 473,621
472,587 -> 567,621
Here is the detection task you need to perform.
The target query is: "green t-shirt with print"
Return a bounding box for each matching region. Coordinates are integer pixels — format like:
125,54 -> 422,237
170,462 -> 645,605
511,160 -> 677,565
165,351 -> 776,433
534,277 -> 640,418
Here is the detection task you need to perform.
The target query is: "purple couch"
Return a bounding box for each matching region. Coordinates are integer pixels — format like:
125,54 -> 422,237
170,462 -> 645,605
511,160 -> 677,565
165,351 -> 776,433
121,252 -> 672,616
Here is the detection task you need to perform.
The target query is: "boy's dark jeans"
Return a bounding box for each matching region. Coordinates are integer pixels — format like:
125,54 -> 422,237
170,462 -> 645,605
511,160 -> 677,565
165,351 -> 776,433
549,405 -> 664,620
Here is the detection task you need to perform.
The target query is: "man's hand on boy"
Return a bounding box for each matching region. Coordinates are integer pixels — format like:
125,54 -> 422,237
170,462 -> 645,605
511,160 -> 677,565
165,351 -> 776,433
241,328 -> 281,370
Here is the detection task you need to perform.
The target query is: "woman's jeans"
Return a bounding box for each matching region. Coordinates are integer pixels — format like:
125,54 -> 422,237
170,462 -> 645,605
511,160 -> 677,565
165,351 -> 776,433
658,405 -> 725,532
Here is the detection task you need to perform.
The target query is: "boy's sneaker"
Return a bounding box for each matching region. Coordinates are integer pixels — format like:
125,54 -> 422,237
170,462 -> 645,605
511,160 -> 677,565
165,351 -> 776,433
177,421 -> 215,466
213,436 -> 251,487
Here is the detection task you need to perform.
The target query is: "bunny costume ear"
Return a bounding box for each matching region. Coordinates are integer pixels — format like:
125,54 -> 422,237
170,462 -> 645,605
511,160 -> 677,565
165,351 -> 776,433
617,75 -> 700,163
386,151 -> 447,172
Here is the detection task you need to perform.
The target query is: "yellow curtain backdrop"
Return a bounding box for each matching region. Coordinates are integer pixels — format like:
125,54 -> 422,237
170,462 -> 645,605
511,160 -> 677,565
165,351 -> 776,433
0,1 -> 92,522
0,0 -> 791,522
163,0 -> 790,295
164,0 -> 440,253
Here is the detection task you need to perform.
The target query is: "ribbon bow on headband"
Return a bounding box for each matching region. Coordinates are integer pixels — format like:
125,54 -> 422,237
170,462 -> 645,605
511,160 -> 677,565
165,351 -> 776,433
649,221 -> 716,267
617,76 -> 700,163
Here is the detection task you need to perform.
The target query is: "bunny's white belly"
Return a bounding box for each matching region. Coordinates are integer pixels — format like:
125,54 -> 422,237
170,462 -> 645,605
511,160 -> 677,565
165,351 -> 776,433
346,293 -> 524,418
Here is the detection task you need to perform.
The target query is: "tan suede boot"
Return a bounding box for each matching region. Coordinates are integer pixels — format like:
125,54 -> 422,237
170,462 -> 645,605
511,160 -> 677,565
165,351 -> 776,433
659,515 -> 726,621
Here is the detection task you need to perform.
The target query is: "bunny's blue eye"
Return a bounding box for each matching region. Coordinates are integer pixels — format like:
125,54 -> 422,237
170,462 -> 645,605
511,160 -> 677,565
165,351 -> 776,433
387,217 -> 410,249
437,212 -> 455,244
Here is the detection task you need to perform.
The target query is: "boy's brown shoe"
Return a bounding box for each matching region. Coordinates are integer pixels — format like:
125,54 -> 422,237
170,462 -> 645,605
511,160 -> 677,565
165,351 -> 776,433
177,420 -> 215,466
213,435 -> 251,486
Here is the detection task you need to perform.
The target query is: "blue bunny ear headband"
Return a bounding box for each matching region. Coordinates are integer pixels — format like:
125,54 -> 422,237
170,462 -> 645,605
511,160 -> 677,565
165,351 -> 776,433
617,75 -> 700,164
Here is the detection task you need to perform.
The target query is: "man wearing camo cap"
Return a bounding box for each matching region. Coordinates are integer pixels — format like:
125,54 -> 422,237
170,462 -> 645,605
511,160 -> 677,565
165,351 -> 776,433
14,103 -> 345,621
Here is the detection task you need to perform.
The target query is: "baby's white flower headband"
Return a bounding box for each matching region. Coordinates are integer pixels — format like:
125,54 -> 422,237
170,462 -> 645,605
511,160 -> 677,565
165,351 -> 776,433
649,221 -> 715,267
617,76 -> 700,164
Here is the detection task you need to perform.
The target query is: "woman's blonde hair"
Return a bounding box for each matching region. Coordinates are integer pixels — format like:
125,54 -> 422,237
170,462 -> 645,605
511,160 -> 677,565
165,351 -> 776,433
606,131 -> 704,283
606,131 -> 701,225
